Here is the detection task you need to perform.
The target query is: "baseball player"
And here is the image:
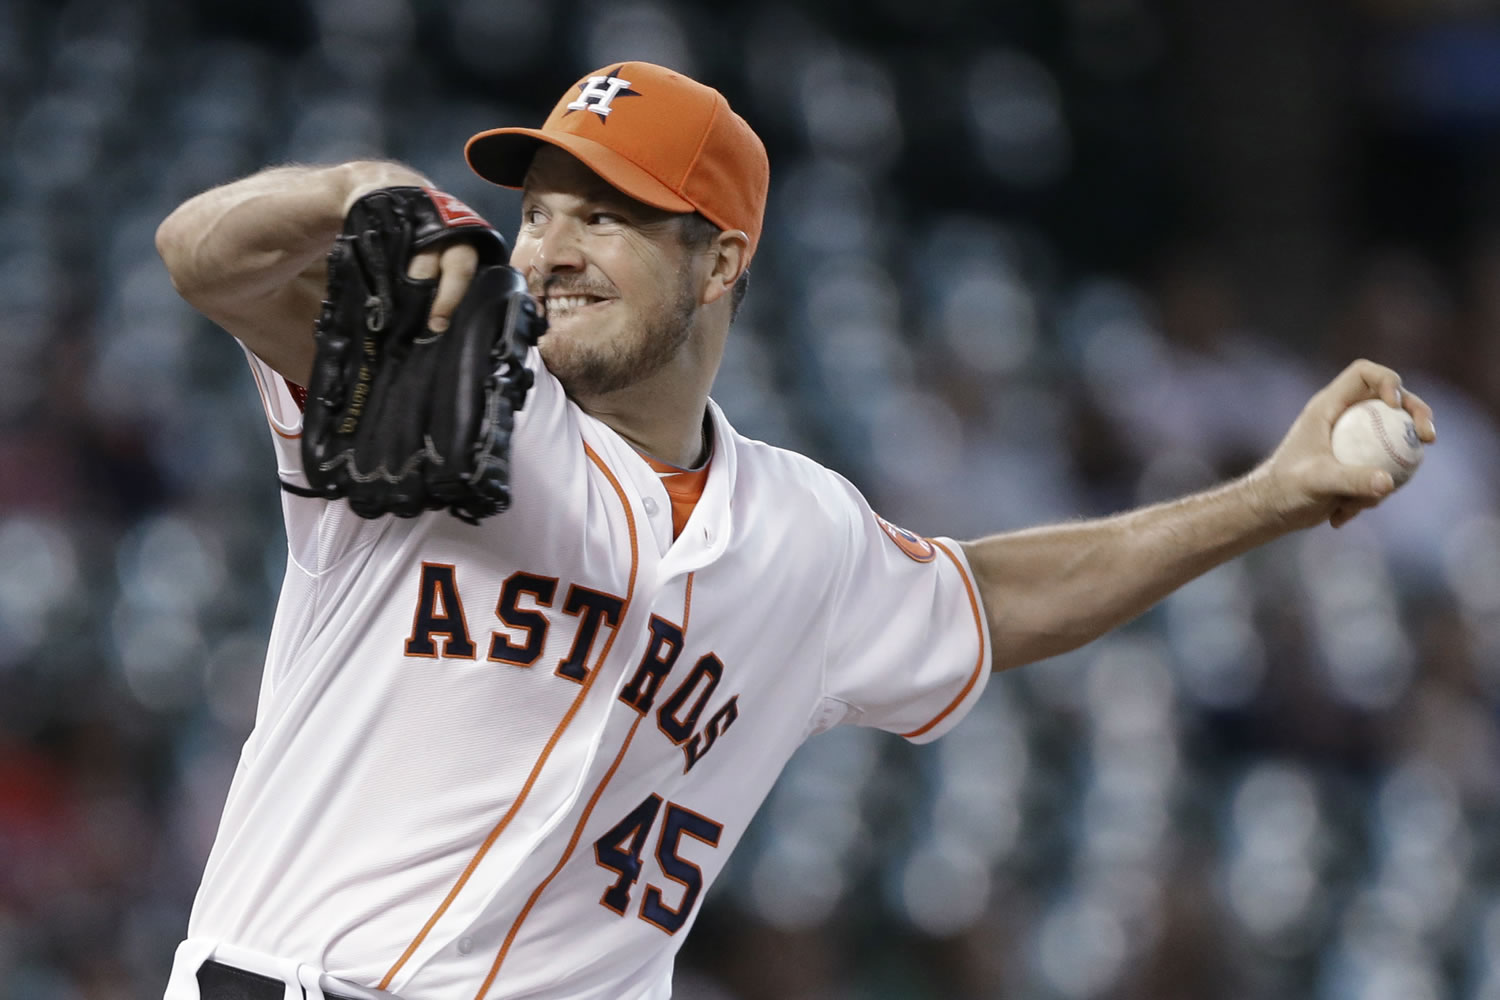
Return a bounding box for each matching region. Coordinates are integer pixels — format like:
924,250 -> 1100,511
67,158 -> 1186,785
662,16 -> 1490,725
154,62 -> 1435,1000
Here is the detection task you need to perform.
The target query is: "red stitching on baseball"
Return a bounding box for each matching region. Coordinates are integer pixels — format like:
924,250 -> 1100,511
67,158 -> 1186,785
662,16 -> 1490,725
1366,404 -> 1416,470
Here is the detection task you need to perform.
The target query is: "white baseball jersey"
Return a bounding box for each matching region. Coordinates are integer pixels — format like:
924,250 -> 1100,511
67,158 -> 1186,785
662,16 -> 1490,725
167,347 -> 991,1000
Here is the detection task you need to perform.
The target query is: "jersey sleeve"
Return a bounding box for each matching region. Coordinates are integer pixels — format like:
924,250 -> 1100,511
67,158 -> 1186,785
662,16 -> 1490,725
241,346 -> 391,572
243,346 -> 308,477
819,481 -> 992,744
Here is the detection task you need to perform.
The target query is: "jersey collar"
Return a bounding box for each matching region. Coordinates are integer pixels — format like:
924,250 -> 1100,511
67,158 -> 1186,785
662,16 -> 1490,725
655,398 -> 735,578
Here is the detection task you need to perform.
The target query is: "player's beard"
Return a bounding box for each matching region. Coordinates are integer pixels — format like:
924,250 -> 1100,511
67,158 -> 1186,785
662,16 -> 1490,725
539,269 -> 698,399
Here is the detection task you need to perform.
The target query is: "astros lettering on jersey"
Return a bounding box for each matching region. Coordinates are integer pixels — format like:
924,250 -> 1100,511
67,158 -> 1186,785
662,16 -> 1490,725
164,62 -> 991,1000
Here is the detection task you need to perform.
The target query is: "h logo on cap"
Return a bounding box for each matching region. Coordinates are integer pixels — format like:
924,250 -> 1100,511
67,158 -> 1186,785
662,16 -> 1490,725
564,68 -> 642,122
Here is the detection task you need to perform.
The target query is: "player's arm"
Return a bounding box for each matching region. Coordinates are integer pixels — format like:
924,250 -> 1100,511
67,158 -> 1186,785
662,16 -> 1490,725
960,360 -> 1438,673
155,161 -> 479,385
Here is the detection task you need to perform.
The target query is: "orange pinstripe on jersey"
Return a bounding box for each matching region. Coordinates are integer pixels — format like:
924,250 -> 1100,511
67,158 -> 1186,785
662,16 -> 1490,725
379,442 -> 640,991
899,540 -> 986,740
471,571 -> 697,999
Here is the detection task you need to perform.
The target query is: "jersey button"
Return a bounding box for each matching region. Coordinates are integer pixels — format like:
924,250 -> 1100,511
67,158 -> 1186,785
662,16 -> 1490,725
643,496 -> 660,517
458,937 -> 473,955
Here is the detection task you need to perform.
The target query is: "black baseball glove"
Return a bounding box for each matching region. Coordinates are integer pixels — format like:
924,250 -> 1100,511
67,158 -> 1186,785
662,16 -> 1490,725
281,186 -> 547,524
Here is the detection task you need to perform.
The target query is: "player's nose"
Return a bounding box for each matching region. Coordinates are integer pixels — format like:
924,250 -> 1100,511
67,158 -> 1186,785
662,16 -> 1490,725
528,220 -> 585,278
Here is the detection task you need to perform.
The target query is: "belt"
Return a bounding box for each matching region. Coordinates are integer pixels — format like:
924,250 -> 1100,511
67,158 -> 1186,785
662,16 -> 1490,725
197,959 -> 362,1000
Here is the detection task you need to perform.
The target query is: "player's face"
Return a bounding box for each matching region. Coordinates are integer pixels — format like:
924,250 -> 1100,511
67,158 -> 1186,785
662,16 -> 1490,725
513,148 -> 705,398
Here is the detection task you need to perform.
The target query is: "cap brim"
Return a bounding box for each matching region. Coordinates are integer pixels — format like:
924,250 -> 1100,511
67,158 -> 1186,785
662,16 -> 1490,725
465,127 -> 695,215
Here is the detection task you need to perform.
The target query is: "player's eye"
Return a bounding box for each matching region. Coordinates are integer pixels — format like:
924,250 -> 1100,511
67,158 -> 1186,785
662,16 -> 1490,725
589,211 -> 624,226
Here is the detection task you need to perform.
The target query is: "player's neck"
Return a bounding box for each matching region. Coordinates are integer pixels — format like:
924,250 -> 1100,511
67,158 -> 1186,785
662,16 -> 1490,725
575,321 -> 724,468
576,368 -> 714,469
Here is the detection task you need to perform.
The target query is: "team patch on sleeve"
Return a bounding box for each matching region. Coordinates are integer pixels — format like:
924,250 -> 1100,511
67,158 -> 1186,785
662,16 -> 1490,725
874,513 -> 936,563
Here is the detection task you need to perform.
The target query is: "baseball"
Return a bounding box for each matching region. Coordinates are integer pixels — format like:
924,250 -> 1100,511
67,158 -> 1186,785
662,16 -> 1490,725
1330,399 -> 1424,486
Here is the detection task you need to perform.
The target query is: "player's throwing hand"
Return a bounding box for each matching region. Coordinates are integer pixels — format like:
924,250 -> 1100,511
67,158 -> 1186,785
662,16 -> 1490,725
1250,358 -> 1437,531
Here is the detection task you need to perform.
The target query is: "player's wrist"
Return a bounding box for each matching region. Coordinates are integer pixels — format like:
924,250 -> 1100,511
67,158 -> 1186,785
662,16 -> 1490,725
336,161 -> 435,216
1239,462 -> 1298,535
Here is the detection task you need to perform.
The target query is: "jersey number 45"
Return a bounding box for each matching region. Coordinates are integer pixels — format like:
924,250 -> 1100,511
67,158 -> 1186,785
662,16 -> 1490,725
594,794 -> 723,935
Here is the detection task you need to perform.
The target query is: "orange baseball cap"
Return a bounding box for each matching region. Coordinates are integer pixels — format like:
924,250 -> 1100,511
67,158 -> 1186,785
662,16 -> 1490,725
465,62 -> 769,259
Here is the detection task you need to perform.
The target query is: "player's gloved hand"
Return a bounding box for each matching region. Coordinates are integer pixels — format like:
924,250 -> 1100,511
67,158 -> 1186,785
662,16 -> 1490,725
1249,359 -> 1437,531
282,186 -> 548,524
337,164 -> 484,337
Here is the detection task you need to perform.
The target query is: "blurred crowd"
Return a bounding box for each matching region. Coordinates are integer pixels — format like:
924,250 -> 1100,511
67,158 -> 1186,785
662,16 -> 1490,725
3,0 -> 1500,998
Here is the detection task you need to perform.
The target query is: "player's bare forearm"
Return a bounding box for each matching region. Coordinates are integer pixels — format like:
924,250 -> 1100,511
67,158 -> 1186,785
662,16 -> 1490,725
961,473 -> 1282,671
155,160 -> 433,382
963,359 -> 1438,673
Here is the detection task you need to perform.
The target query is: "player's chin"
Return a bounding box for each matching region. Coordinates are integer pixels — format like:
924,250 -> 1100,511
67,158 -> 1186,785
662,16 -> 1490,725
539,323 -> 607,364
539,340 -> 630,397
540,309 -> 623,360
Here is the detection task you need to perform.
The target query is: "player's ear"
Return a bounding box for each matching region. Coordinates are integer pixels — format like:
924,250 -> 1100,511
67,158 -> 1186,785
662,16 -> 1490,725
701,230 -> 749,307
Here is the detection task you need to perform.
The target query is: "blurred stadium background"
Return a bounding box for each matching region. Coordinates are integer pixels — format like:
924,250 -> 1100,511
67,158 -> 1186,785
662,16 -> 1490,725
4,0 -> 1500,997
